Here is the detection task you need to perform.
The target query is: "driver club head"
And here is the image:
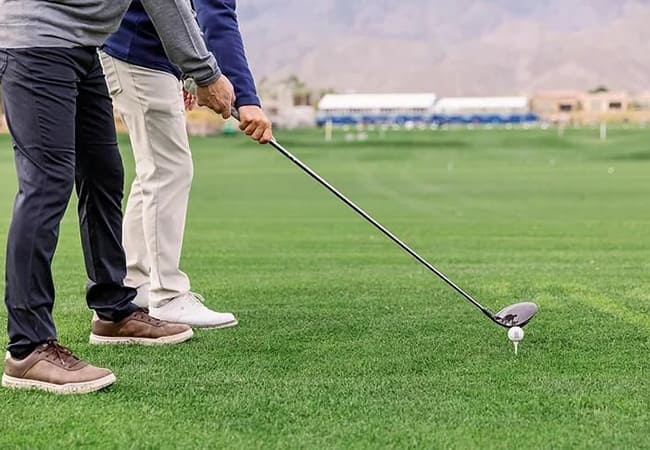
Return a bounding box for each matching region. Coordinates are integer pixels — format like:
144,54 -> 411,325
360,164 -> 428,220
494,302 -> 539,328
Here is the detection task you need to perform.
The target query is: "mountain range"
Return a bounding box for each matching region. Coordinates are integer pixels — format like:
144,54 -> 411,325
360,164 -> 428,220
236,0 -> 650,95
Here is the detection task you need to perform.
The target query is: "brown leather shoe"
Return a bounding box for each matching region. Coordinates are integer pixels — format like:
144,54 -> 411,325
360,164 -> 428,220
90,309 -> 193,345
2,341 -> 115,395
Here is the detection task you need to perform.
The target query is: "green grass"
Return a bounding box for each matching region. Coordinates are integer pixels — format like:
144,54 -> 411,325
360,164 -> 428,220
0,127 -> 649,449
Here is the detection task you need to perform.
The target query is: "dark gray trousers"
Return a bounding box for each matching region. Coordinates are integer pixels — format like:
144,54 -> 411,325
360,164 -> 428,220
0,47 -> 138,358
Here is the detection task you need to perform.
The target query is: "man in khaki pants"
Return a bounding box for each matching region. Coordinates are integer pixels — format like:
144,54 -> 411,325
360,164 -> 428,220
101,0 -> 272,328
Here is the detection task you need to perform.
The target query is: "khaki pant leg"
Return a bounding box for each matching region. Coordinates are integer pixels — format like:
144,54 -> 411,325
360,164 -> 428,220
100,52 -> 193,307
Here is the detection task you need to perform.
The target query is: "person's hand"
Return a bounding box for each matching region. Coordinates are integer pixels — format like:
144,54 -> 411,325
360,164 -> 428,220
183,88 -> 197,111
195,75 -> 235,119
238,105 -> 273,144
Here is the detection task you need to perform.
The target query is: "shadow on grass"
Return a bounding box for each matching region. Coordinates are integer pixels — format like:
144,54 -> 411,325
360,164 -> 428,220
276,138 -> 471,151
608,150 -> 650,161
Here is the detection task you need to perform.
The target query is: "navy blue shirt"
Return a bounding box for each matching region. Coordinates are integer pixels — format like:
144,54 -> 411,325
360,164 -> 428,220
103,0 -> 260,108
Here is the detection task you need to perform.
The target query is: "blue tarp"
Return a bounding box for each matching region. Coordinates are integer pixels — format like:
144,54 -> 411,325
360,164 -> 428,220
316,113 -> 540,127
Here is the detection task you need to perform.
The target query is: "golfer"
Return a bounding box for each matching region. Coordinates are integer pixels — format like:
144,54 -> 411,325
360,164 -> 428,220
100,0 -> 273,328
1,0 -> 236,394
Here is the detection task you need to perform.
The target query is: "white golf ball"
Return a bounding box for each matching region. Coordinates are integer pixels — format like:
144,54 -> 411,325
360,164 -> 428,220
508,326 -> 524,342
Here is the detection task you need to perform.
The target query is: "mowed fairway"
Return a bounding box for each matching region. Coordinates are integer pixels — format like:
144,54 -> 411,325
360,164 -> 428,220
0,127 -> 649,449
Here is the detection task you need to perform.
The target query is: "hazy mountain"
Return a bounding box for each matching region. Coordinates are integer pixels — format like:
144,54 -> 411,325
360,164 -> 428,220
236,0 -> 650,95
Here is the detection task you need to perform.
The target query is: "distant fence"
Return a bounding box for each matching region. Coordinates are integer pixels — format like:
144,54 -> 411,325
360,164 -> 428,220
317,110 -> 650,128
550,110 -> 650,125
316,113 -> 540,127
5,109 -> 650,136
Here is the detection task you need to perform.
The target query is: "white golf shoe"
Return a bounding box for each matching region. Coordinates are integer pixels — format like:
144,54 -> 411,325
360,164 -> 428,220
149,292 -> 238,329
132,283 -> 150,309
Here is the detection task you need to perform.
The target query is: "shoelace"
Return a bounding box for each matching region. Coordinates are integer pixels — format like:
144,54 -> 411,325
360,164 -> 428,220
188,292 -> 206,305
133,309 -> 164,325
43,340 -> 80,367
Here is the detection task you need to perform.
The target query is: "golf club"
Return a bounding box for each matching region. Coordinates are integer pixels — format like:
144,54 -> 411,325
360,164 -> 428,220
213,98 -> 538,328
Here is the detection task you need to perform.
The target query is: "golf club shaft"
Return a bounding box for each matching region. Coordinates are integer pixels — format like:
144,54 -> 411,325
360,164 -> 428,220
268,138 -> 494,319
226,109 -> 495,320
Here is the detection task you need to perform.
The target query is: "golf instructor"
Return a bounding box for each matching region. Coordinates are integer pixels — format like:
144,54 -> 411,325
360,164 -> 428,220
0,0 -> 235,394
100,0 -> 272,327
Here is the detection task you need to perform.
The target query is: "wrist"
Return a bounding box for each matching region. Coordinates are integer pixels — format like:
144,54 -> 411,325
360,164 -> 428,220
195,70 -> 222,88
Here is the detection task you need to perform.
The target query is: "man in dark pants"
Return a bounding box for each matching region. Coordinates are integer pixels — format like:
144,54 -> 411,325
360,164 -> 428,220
0,0 -> 236,395
1,48 -> 141,348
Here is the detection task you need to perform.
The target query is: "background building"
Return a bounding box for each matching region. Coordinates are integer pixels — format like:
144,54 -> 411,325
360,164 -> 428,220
529,91 -> 582,123
581,91 -> 629,114
317,93 -> 437,126
531,90 -> 650,124
257,77 -> 319,129
433,96 -> 537,125
316,94 -> 539,126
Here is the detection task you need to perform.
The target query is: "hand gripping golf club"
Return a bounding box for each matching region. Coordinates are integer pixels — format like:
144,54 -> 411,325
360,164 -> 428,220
228,103 -> 537,328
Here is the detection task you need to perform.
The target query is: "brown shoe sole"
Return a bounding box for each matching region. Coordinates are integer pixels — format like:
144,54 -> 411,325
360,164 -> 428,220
2,373 -> 116,395
88,328 -> 193,346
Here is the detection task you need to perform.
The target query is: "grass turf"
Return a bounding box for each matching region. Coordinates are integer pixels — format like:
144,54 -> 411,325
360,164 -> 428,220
0,127 -> 648,449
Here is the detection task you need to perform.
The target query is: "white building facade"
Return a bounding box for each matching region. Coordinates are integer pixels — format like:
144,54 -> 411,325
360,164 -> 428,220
317,94 -> 538,126
317,93 -> 437,126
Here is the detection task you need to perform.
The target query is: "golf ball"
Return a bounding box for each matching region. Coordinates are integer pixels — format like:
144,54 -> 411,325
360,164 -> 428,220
508,326 -> 524,342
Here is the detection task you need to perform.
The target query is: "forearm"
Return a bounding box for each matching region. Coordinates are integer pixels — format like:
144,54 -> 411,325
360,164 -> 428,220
194,0 -> 261,107
141,0 -> 221,87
